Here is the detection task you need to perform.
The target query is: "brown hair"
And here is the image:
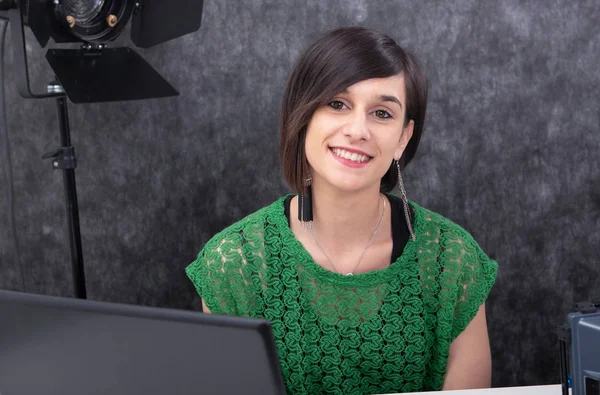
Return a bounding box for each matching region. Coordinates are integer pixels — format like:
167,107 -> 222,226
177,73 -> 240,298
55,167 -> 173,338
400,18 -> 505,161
279,26 -> 428,194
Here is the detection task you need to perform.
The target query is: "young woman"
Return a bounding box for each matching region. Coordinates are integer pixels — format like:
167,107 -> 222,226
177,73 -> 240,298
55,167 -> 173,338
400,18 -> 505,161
186,26 -> 498,394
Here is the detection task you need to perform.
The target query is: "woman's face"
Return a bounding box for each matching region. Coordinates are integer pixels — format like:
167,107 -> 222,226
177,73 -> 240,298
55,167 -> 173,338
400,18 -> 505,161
304,74 -> 414,194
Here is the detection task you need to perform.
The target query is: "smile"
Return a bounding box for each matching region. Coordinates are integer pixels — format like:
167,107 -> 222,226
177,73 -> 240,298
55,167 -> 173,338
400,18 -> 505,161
330,148 -> 372,163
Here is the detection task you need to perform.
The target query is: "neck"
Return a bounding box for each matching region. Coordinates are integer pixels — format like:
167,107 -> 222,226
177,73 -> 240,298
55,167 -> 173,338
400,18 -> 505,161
308,183 -> 385,250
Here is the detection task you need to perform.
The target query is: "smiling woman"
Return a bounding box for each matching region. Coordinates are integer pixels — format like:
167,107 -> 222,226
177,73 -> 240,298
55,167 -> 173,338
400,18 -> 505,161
304,75 -> 414,198
186,26 -> 498,395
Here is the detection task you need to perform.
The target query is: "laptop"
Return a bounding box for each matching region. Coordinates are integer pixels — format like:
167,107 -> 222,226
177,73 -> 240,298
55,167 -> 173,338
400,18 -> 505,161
0,290 -> 287,395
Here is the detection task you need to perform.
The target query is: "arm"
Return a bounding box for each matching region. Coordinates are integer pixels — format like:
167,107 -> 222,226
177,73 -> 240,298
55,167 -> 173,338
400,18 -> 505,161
442,303 -> 492,390
201,298 -> 212,314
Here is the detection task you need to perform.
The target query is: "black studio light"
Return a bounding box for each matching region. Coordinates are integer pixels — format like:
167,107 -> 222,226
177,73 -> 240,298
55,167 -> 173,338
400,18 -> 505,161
0,0 -> 203,300
1,0 -> 204,102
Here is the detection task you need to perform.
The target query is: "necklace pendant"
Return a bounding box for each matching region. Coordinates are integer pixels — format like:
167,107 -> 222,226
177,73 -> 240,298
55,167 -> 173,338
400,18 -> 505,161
306,194 -> 386,278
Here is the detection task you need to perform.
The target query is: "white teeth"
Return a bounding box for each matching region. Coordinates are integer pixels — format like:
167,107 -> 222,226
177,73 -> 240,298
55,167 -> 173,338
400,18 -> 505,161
332,148 -> 370,163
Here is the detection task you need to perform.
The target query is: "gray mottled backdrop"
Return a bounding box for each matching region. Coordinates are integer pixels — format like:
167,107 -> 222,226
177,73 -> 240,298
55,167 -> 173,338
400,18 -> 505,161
1,0 -> 599,389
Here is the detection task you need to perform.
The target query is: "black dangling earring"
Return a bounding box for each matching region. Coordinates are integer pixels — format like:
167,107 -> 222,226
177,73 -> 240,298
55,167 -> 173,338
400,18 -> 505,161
298,173 -> 313,228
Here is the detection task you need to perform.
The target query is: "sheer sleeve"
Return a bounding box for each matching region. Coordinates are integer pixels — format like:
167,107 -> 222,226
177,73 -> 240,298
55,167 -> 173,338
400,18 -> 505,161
186,223 -> 269,317
185,237 -> 237,315
445,230 -> 498,341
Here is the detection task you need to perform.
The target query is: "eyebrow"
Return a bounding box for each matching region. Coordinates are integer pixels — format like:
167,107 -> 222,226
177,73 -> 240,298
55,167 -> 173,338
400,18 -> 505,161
339,89 -> 403,109
379,95 -> 402,109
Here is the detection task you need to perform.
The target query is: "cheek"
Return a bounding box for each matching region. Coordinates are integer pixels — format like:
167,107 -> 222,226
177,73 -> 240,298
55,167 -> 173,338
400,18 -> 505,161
374,128 -> 400,149
305,118 -> 327,148
304,130 -> 318,155
304,128 -> 319,164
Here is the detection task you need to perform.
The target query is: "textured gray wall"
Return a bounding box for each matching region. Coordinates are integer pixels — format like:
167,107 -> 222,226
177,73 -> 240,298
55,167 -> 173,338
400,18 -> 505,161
1,0 -> 599,389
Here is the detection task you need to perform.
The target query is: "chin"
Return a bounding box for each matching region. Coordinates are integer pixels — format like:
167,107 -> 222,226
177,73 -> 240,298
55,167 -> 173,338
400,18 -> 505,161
327,178 -> 375,194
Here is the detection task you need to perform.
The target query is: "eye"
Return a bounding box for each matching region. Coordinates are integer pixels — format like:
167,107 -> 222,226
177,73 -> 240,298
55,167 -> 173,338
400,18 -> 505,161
328,100 -> 346,110
374,109 -> 392,119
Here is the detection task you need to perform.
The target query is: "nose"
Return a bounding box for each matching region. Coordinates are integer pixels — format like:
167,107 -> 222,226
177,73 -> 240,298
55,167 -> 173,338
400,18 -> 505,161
342,111 -> 370,141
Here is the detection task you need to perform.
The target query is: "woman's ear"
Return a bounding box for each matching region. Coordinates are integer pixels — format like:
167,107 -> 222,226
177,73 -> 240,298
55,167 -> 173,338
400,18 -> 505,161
394,119 -> 414,160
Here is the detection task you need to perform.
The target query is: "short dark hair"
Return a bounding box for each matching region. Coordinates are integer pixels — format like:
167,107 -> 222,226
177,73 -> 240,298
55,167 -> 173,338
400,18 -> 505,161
279,26 -> 428,194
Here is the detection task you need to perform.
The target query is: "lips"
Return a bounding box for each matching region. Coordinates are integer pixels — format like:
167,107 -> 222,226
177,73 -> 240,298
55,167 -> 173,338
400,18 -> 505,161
330,147 -> 372,163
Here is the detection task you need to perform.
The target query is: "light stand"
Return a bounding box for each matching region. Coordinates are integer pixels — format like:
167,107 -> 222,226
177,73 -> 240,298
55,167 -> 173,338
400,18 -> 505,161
9,6 -> 87,297
43,87 -> 87,298
46,90 -> 87,298
1,0 -> 204,299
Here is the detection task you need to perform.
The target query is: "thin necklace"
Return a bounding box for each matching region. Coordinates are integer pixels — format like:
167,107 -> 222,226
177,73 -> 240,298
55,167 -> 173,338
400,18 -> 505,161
305,194 -> 386,276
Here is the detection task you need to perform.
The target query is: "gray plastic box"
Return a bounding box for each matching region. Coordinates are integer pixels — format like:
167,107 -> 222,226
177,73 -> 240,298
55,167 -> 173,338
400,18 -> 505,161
569,310 -> 600,395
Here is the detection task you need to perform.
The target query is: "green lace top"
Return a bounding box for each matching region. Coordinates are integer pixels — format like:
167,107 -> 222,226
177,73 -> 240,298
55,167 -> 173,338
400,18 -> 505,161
186,195 -> 498,394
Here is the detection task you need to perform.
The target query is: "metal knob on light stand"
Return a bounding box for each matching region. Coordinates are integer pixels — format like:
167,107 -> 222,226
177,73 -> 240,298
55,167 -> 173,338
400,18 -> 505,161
47,82 -> 65,94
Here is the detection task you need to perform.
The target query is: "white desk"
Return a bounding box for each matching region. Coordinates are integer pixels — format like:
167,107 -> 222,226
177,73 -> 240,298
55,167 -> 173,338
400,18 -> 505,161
384,384 -> 565,394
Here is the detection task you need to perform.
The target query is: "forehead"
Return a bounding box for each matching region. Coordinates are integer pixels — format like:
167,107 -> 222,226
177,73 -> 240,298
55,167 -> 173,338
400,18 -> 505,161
343,74 -> 407,103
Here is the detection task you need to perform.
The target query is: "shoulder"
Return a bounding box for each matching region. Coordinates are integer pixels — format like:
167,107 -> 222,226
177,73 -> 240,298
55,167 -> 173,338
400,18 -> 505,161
186,196 -> 291,314
195,195 -> 290,260
409,200 -> 479,245
387,193 -> 478,241
408,203 -> 499,341
186,196 -> 289,282
409,200 -> 498,277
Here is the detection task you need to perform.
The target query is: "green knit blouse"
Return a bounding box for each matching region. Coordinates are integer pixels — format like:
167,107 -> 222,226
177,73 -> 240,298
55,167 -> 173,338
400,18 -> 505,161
186,195 -> 498,394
